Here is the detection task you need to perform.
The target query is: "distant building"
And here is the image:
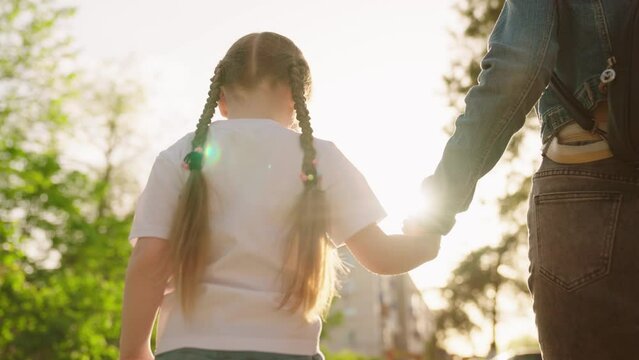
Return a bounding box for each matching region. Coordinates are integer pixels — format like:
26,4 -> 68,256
324,251 -> 436,359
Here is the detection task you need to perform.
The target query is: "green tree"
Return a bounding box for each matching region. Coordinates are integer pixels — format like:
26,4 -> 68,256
444,0 -> 507,113
0,1 -> 142,358
434,234 -> 530,356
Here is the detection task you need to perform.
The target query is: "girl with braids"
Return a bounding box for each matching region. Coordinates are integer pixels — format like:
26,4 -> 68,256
119,32 -> 441,360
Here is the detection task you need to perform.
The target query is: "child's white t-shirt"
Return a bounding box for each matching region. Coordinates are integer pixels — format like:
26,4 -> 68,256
128,118 -> 386,356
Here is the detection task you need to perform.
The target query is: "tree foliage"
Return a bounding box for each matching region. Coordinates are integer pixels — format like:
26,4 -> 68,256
444,0 -> 506,112
0,1 -> 141,358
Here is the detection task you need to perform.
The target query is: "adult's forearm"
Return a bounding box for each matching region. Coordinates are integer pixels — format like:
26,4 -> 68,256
421,0 -> 559,235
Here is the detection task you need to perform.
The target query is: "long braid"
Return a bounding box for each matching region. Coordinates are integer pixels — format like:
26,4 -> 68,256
288,60 -> 317,185
184,61 -> 226,170
279,59 -> 338,320
193,62 -> 225,148
170,61 -> 225,315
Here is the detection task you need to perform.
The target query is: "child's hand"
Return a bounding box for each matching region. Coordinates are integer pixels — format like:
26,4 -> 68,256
402,216 -> 421,236
402,216 -> 434,236
402,216 -> 442,259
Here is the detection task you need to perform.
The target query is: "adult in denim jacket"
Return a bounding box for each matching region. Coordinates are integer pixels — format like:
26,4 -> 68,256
420,0 -> 639,358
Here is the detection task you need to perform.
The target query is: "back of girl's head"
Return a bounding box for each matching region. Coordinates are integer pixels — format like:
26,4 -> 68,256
221,32 -> 310,94
169,32 -> 341,320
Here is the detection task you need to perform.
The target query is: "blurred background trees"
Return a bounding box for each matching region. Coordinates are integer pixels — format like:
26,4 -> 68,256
0,0 -> 141,358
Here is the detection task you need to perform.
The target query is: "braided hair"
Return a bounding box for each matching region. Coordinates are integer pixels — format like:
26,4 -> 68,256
168,61 -> 225,315
168,32 -> 341,319
290,60 -> 317,184
277,58 -> 340,320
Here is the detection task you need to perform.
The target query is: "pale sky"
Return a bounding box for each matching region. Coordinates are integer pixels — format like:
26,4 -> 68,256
66,0 -> 538,355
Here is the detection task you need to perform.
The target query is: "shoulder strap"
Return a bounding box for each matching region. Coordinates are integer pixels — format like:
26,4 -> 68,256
549,0 -> 607,137
548,73 -> 605,136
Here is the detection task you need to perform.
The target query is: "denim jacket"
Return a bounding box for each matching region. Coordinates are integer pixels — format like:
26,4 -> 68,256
421,0 -> 631,235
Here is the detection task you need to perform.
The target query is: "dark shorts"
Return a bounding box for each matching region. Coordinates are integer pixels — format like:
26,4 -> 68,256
155,348 -> 324,360
527,156 -> 639,360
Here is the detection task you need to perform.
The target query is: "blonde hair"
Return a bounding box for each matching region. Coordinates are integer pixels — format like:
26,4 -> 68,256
168,32 -> 343,319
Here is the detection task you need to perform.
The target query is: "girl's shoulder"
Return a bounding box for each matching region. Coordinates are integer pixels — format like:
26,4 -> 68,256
156,131 -> 196,166
153,125 -> 345,171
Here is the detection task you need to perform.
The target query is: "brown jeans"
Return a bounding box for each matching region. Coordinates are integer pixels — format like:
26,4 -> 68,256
527,156 -> 639,360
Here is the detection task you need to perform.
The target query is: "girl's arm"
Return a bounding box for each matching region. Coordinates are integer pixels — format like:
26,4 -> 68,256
345,224 -> 441,275
119,237 -> 172,360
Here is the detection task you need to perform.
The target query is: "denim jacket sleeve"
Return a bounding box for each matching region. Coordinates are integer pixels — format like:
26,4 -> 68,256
421,0 -> 559,235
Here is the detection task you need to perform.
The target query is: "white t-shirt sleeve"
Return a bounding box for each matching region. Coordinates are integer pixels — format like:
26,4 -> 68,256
128,152 -> 185,247
323,143 -> 387,248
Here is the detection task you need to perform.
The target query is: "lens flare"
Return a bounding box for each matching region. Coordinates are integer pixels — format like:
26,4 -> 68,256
204,142 -> 221,166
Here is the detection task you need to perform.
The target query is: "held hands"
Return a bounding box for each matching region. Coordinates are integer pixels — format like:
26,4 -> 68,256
402,215 -> 442,261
